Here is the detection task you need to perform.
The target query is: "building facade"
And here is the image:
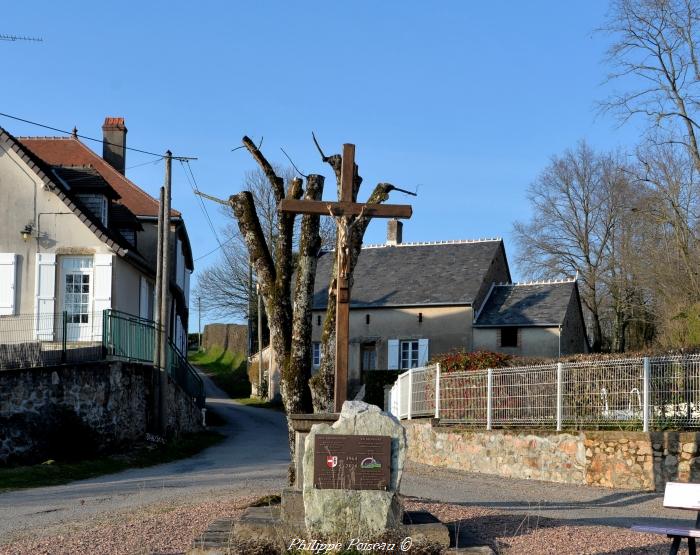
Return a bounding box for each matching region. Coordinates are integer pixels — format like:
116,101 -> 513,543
0,118 -> 192,353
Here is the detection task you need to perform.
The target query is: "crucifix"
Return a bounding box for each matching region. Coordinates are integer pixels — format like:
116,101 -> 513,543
279,144 -> 413,412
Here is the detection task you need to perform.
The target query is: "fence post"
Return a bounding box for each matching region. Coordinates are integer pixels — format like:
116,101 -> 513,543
434,364 -> 441,419
556,362 -> 563,432
486,368 -> 493,431
61,311 -> 67,363
643,357 -> 650,433
408,368 -> 413,420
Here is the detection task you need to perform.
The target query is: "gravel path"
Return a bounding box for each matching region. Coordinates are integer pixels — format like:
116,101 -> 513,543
0,373 -> 289,545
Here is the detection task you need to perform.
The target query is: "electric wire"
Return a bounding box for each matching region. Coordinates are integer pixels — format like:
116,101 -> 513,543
0,112 -> 196,161
179,160 -> 237,270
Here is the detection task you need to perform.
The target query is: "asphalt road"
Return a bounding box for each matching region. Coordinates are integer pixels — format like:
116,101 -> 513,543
0,374 -> 289,542
0,375 -> 695,544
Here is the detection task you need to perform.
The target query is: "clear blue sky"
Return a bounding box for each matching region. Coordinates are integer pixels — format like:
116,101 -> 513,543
3,1 -> 643,322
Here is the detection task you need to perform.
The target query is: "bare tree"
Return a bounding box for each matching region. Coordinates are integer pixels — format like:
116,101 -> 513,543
602,0 -> 700,171
513,141 -> 625,351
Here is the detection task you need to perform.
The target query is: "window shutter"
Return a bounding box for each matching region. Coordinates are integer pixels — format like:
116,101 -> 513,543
35,253 -> 56,340
388,339 -> 399,370
418,338 -> 429,366
93,254 -> 113,339
0,254 -> 17,316
139,277 -> 149,319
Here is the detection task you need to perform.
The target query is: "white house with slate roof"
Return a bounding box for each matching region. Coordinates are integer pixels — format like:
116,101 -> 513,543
309,221 -> 589,392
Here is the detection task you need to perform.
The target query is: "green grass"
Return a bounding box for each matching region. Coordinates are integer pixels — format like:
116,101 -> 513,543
233,397 -> 285,411
189,347 -> 251,398
0,430 -> 223,493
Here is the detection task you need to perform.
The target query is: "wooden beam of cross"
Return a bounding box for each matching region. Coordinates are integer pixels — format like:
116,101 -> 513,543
279,143 -> 412,412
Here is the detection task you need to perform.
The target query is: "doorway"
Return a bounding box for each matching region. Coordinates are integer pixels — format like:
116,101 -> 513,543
61,257 -> 94,341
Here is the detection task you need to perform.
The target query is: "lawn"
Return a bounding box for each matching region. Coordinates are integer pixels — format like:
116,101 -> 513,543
233,396 -> 284,411
188,347 -> 251,398
0,431 -> 223,492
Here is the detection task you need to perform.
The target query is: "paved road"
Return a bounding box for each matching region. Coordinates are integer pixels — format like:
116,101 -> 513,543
1,378 -> 695,544
401,462 -> 690,529
0,374 -> 289,542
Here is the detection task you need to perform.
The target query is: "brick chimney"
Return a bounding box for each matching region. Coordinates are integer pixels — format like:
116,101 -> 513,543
102,117 -> 127,174
387,219 -> 403,245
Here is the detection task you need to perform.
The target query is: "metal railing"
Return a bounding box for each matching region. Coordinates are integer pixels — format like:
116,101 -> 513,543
0,311 -> 103,369
0,309 -> 205,409
103,309 -> 205,408
387,355 -> 700,431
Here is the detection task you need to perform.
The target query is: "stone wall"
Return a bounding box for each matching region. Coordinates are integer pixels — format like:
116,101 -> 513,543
203,323 -> 247,355
0,361 -> 203,465
404,419 -> 700,491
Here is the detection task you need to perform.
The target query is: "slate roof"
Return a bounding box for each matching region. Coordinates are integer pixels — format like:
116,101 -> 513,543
312,240 -> 505,309
474,281 -> 576,327
17,136 -> 180,217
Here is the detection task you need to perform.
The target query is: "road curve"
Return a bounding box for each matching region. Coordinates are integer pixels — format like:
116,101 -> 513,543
0,373 -> 289,542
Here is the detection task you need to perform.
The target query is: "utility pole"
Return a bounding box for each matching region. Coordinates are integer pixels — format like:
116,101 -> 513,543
153,186 -> 165,430
257,281 -> 264,399
158,151 -> 173,434
198,296 -> 202,351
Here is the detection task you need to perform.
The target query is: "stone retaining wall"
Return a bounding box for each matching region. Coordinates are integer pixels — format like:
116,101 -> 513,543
0,361 -> 203,465
404,419 -> 700,491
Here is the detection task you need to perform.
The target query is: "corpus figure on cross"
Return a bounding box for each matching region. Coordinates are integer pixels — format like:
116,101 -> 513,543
279,143 -> 413,412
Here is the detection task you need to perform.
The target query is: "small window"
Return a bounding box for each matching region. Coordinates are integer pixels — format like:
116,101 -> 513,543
76,194 -> 108,226
500,327 -> 518,348
400,340 -> 419,369
120,228 -> 136,246
317,315 -> 321,326
312,342 -> 321,367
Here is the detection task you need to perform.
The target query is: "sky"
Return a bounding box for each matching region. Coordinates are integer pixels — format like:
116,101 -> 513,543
2,1 -> 645,324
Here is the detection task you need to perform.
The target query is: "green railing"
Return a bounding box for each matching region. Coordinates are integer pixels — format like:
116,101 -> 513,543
102,309 -> 205,408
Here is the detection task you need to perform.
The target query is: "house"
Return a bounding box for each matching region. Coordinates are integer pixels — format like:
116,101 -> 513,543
253,220 -> 589,400
308,220 -> 589,392
0,118 -> 193,353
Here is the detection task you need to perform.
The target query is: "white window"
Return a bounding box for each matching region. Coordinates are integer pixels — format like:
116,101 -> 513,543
0,254 -> 17,316
76,194 -> 108,226
312,342 -> 321,367
400,340 -> 420,369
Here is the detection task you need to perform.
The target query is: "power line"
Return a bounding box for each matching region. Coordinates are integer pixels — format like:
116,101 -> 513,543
194,236 -> 236,262
0,112 -> 197,161
179,160 -> 238,270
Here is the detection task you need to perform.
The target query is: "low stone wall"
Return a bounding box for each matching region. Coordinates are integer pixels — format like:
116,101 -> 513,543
404,419 -> 700,491
0,361 -> 203,465
202,323 -> 247,355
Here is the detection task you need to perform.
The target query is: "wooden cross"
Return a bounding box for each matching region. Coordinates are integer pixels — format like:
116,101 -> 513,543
279,144 -> 412,412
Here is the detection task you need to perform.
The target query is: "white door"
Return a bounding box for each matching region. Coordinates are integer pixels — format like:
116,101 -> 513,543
61,257 -> 94,342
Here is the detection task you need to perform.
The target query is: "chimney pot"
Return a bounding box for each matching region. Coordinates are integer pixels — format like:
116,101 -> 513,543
387,219 -> 403,245
102,117 -> 127,174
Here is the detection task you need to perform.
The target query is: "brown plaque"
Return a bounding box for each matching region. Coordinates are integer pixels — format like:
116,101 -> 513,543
313,434 -> 392,490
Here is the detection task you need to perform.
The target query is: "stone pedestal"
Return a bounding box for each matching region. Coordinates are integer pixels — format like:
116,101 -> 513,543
289,412 -> 339,489
302,401 -> 407,535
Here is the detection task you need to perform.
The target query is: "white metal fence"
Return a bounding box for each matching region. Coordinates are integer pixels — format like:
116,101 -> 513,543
387,355 -> 700,430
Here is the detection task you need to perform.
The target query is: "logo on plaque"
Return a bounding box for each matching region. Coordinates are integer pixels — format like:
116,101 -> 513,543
360,456 -> 382,469
326,455 -> 338,469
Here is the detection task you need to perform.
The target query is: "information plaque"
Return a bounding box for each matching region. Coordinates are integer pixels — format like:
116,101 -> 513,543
313,434 -> 392,490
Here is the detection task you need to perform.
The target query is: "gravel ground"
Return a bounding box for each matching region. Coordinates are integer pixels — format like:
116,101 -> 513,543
0,495 -> 685,554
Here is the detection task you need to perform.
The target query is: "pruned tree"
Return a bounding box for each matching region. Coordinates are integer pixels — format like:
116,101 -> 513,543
194,167 -> 335,323
307,137 -> 400,412
228,135 -> 399,482
602,0 -> 700,171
